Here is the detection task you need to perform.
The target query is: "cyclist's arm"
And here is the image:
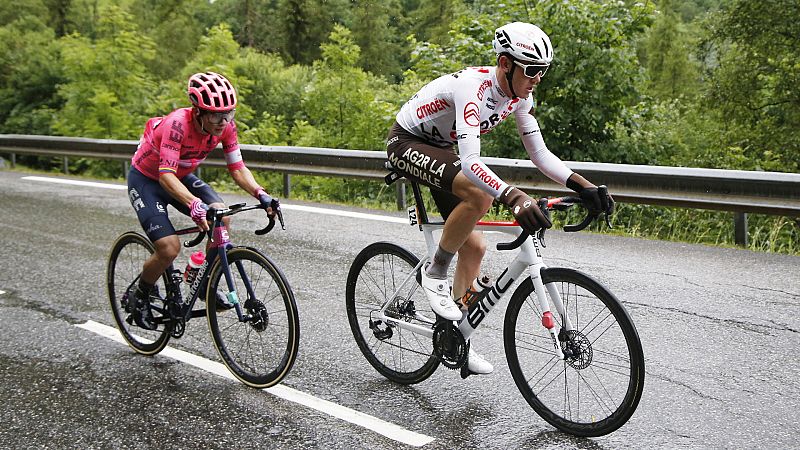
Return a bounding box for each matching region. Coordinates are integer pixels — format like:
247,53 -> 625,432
221,123 -> 269,198
514,102 -> 574,185
229,165 -> 265,198
157,115 -> 199,206
453,85 -> 509,198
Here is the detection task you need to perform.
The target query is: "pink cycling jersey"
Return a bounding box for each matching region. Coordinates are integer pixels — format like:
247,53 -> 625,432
132,107 -> 245,180
396,66 -> 573,198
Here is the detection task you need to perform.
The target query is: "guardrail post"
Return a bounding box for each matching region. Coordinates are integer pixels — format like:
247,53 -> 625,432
123,161 -> 129,180
10,153 -> 15,168
734,212 -> 749,247
395,181 -> 406,210
283,173 -> 291,198
63,156 -> 69,174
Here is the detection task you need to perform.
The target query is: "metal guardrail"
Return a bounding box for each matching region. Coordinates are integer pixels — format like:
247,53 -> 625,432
2,134 -> 799,246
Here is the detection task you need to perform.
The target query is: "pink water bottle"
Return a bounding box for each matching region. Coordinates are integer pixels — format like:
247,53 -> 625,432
183,251 -> 205,283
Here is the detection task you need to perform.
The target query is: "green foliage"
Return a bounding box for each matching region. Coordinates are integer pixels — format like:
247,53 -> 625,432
1,0 -> 798,254
644,0 -> 701,100
52,4 -> 157,138
292,25 -> 395,150
703,0 -> 800,173
0,15 -> 62,134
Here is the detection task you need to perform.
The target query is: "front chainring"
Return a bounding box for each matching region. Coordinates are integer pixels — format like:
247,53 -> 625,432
432,321 -> 469,369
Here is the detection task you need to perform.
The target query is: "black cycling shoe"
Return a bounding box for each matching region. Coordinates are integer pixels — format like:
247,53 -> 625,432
131,289 -> 158,330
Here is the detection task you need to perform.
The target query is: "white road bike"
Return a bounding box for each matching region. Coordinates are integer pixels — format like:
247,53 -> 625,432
345,172 -> 645,437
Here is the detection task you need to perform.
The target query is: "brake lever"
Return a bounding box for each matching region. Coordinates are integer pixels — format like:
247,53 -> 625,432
254,199 -> 285,235
537,228 -> 546,248
276,206 -> 285,230
537,198 -> 549,248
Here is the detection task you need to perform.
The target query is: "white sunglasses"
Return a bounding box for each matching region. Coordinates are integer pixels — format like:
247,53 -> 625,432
514,60 -> 550,78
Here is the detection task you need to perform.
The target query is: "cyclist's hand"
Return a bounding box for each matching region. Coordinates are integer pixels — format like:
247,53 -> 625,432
499,186 -> 552,234
578,187 -> 615,216
255,188 -> 278,218
188,198 -> 210,231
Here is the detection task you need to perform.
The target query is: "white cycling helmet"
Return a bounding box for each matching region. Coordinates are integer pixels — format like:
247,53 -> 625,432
493,22 -> 553,64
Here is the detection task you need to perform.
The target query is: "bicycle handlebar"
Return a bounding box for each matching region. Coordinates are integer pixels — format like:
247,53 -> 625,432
495,186 -> 613,251
181,200 -> 285,248
255,199 -> 284,235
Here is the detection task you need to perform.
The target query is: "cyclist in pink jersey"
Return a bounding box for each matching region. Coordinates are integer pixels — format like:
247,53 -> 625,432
126,71 -> 279,330
387,22 -> 614,375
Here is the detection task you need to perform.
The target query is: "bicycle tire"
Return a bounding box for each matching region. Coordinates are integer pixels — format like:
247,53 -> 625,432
346,242 -> 439,384
107,231 -> 171,355
504,267 -> 645,437
207,246 -> 299,388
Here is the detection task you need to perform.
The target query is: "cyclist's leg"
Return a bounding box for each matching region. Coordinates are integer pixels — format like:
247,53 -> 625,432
431,188 -> 487,299
128,168 -> 181,284
432,181 -> 493,375
128,168 -> 180,328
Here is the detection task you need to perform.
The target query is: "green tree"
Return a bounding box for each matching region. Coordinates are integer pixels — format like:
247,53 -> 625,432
0,14 -> 63,134
350,0 -> 406,81
644,0 -> 701,100
704,0 -> 800,172
53,5 -> 157,139
293,25 -> 394,150
128,0 -> 207,79
275,0 -> 350,65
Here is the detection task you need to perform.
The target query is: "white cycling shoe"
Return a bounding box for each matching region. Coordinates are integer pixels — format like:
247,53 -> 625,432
467,347 -> 494,375
420,267 -> 462,321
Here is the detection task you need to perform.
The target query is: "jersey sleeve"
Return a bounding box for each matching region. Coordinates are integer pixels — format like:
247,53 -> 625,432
157,115 -> 185,177
515,98 -> 573,185
222,121 -> 245,171
453,77 -> 510,198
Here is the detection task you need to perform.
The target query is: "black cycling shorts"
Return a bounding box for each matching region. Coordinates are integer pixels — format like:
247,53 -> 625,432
127,167 -> 223,242
386,122 -> 463,219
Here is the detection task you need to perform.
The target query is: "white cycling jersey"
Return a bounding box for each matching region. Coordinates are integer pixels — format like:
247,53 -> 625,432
396,66 -> 573,198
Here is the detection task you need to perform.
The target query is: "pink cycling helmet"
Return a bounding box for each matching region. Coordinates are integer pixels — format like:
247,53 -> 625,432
187,72 -> 237,112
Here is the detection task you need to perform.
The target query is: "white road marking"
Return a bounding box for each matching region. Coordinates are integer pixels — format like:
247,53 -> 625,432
0,290 -> 6,295
76,320 -> 435,447
22,176 -> 408,224
22,176 -> 128,190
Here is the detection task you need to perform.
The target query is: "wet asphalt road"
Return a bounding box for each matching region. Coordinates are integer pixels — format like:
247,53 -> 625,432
0,170 -> 798,449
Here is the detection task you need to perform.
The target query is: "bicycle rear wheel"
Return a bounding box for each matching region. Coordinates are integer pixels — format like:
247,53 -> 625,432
107,231 -> 171,355
207,246 -> 299,388
504,268 -> 645,437
346,242 -> 439,384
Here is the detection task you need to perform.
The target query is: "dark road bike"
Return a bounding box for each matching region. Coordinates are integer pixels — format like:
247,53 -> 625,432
346,172 -> 644,436
107,202 -> 299,388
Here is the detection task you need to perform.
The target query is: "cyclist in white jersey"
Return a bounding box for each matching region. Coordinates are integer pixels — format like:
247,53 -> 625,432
387,22 -> 614,375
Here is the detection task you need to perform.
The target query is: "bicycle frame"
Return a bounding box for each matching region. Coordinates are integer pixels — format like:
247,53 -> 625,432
168,204 -> 270,324
376,183 -> 573,360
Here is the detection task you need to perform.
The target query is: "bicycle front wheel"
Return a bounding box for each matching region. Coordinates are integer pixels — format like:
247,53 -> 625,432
504,268 -> 645,437
207,246 -> 299,388
107,231 -> 171,355
346,242 -> 439,384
